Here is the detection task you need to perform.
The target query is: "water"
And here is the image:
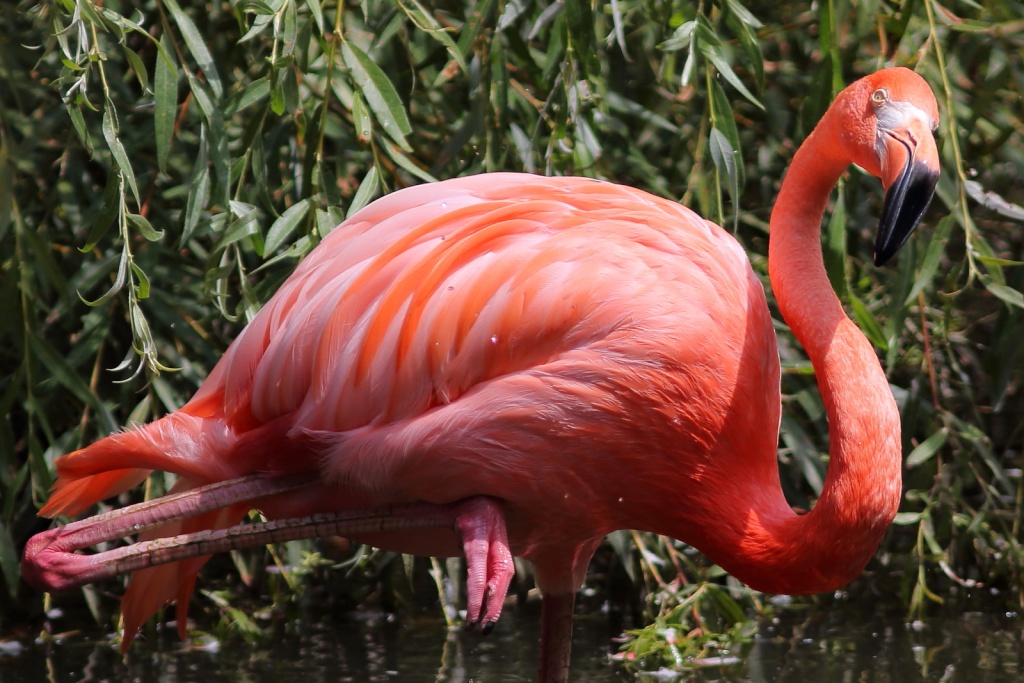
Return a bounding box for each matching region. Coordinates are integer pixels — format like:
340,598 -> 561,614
744,605 -> 1022,683
1,601 -> 1020,682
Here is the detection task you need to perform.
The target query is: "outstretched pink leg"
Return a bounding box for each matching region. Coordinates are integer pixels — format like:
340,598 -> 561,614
22,475 -> 515,634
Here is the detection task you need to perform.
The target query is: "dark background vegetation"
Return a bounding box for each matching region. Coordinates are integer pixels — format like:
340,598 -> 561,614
1,0 -> 1022,671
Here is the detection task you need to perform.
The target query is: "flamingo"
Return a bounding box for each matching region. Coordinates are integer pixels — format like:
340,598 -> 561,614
23,67 -> 939,681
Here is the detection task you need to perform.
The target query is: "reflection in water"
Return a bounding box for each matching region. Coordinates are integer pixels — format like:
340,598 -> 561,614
747,605 -> 1022,683
1,602 -> 1020,682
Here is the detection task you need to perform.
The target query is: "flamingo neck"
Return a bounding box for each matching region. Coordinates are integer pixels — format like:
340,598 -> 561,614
727,119 -> 903,594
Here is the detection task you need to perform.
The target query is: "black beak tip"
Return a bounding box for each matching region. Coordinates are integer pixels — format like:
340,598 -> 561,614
873,234 -> 905,267
874,162 -> 940,267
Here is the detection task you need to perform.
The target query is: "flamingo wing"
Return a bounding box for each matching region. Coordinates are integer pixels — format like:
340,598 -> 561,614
49,173 -> 771,523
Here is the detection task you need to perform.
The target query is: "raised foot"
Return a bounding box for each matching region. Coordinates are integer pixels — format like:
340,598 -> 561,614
21,527 -> 88,592
456,497 -> 514,633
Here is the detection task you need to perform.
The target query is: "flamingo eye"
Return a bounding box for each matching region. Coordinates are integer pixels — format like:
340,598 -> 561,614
871,88 -> 889,105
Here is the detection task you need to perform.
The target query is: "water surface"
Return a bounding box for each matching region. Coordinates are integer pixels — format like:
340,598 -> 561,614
2,601 -> 1020,682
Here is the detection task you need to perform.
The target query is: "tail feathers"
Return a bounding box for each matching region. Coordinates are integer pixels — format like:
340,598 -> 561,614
41,468 -> 152,518
119,499 -> 249,651
41,413 -> 235,518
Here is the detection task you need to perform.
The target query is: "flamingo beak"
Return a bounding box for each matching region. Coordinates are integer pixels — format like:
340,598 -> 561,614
874,117 -> 940,266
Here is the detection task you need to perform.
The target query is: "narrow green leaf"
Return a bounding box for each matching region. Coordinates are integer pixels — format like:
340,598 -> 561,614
817,0 -> 843,96
904,213 -> 954,305
306,0 -> 325,34
956,419 -> 1016,495
81,246 -> 129,307
723,0 -> 763,29
906,429 -> 949,468
278,0 -> 298,64
80,173 -> 121,252
849,291 -> 888,349
315,206 -> 344,238
709,128 -> 740,230
239,0 -> 276,14
183,71 -> 228,207
230,200 -> 258,219
662,19 -> 695,51
497,0 -> 529,32
66,101 -> 93,154
240,12 -> 275,43
823,189 -> 847,297
60,57 -> 85,72
162,0 -> 223,98
270,69 -> 286,115
181,126 -> 210,244
964,179 -> 1024,221
947,18 -> 996,33
352,91 -> 372,142
348,166 -> 380,217
780,414 -> 825,495
127,213 -> 164,241
248,111 -> 268,193
724,7 -> 764,88
921,517 -> 944,556
563,0 -> 597,77
981,276 -> 1024,309
99,6 -> 152,38
381,139 -> 437,183
109,347 -> 139,375
709,79 -> 743,185
121,46 -> 149,91
892,511 -> 924,525
680,30 -> 697,87
154,35 -> 178,174
227,77 -> 270,116
265,198 -> 312,255
127,394 -> 154,426
701,47 -> 764,110
976,254 -> 1024,267
608,0 -> 629,59
342,40 -> 413,151
694,18 -> 724,47
130,261 -> 151,299
397,0 -> 469,77
509,122 -> 535,172
218,209 -> 262,249
708,80 -> 741,158
101,106 -> 141,206
708,584 -> 746,624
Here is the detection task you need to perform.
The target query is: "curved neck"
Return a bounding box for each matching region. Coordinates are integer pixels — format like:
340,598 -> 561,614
725,119 -> 903,594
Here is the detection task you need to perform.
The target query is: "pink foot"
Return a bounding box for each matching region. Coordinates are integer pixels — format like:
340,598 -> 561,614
456,498 -> 514,633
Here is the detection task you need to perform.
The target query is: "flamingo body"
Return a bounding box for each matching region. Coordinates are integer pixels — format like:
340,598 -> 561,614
25,67 -> 941,682
44,174 -> 777,590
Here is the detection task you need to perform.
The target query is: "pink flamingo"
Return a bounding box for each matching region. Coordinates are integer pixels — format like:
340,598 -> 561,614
23,67 -> 939,681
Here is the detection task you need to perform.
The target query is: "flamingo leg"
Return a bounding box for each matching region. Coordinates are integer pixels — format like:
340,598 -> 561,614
22,475 -> 515,633
537,591 -> 576,683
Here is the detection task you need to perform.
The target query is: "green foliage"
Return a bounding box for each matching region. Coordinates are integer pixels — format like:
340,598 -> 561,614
2,0 -> 1023,675
610,531 -> 760,670
619,588 -> 757,672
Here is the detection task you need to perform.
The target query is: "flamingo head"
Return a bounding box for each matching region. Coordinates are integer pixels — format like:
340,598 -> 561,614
835,67 -> 941,266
